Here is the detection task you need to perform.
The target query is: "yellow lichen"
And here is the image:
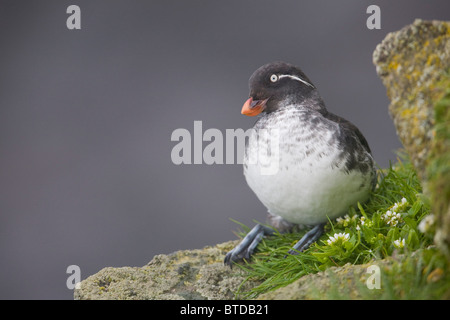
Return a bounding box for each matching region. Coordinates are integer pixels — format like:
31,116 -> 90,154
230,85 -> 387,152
426,54 -> 440,67
388,59 -> 400,72
400,108 -> 413,118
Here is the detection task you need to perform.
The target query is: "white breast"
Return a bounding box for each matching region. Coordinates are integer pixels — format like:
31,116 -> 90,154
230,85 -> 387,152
243,105 -> 372,226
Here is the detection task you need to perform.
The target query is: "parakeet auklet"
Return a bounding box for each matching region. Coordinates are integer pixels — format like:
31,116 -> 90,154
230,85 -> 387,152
224,61 -> 376,266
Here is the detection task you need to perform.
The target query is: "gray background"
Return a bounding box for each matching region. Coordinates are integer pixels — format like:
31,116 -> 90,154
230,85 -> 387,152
0,0 -> 448,299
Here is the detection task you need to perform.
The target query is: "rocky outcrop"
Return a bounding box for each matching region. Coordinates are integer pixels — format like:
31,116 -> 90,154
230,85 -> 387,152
74,241 -> 261,300
257,259 -> 394,300
373,19 -> 450,256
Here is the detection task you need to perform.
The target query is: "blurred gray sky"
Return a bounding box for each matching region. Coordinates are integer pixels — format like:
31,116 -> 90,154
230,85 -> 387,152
0,0 -> 448,299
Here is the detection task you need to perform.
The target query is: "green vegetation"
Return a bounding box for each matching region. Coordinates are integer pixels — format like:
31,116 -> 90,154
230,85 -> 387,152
233,155 -> 449,299
427,72 -> 450,257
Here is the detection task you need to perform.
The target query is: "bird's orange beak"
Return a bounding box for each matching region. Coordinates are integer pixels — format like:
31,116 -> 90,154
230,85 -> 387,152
241,97 -> 269,116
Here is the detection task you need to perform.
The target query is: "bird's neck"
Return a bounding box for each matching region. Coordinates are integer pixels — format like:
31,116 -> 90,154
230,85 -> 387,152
282,90 -> 328,114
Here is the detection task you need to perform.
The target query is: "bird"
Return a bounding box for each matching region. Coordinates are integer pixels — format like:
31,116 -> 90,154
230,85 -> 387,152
224,61 -> 376,266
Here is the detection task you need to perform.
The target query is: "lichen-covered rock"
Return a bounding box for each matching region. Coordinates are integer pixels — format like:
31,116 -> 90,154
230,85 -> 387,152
373,19 -> 449,179
74,241 -> 261,300
373,19 -> 450,256
257,262 -> 381,300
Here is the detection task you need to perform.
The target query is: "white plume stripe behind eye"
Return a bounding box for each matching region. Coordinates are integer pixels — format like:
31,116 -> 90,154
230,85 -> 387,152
278,74 -> 314,88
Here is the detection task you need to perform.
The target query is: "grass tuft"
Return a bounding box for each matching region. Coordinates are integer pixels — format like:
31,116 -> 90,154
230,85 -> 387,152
232,153 -> 445,299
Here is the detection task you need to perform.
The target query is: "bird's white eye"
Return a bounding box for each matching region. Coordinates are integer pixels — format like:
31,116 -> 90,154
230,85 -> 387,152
270,74 -> 278,82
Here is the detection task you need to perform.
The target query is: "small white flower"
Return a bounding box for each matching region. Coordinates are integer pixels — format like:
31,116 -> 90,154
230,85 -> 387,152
393,238 -> 406,249
360,216 -> 366,226
382,210 -> 402,226
356,215 -> 373,229
326,232 -> 350,245
390,198 -> 408,214
418,214 -> 435,233
336,214 -> 357,227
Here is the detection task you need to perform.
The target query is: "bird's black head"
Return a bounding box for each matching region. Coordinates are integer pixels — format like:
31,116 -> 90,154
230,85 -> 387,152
241,61 -> 325,116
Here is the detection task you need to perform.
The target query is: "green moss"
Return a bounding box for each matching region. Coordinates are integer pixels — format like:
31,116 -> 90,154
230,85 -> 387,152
358,248 -> 450,299
427,71 -> 450,256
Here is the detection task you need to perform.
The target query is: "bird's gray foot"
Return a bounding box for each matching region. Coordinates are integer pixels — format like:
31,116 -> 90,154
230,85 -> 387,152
287,223 -> 325,255
224,224 -> 274,267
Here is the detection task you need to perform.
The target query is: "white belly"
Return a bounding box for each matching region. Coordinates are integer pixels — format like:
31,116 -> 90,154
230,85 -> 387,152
243,106 -> 372,225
